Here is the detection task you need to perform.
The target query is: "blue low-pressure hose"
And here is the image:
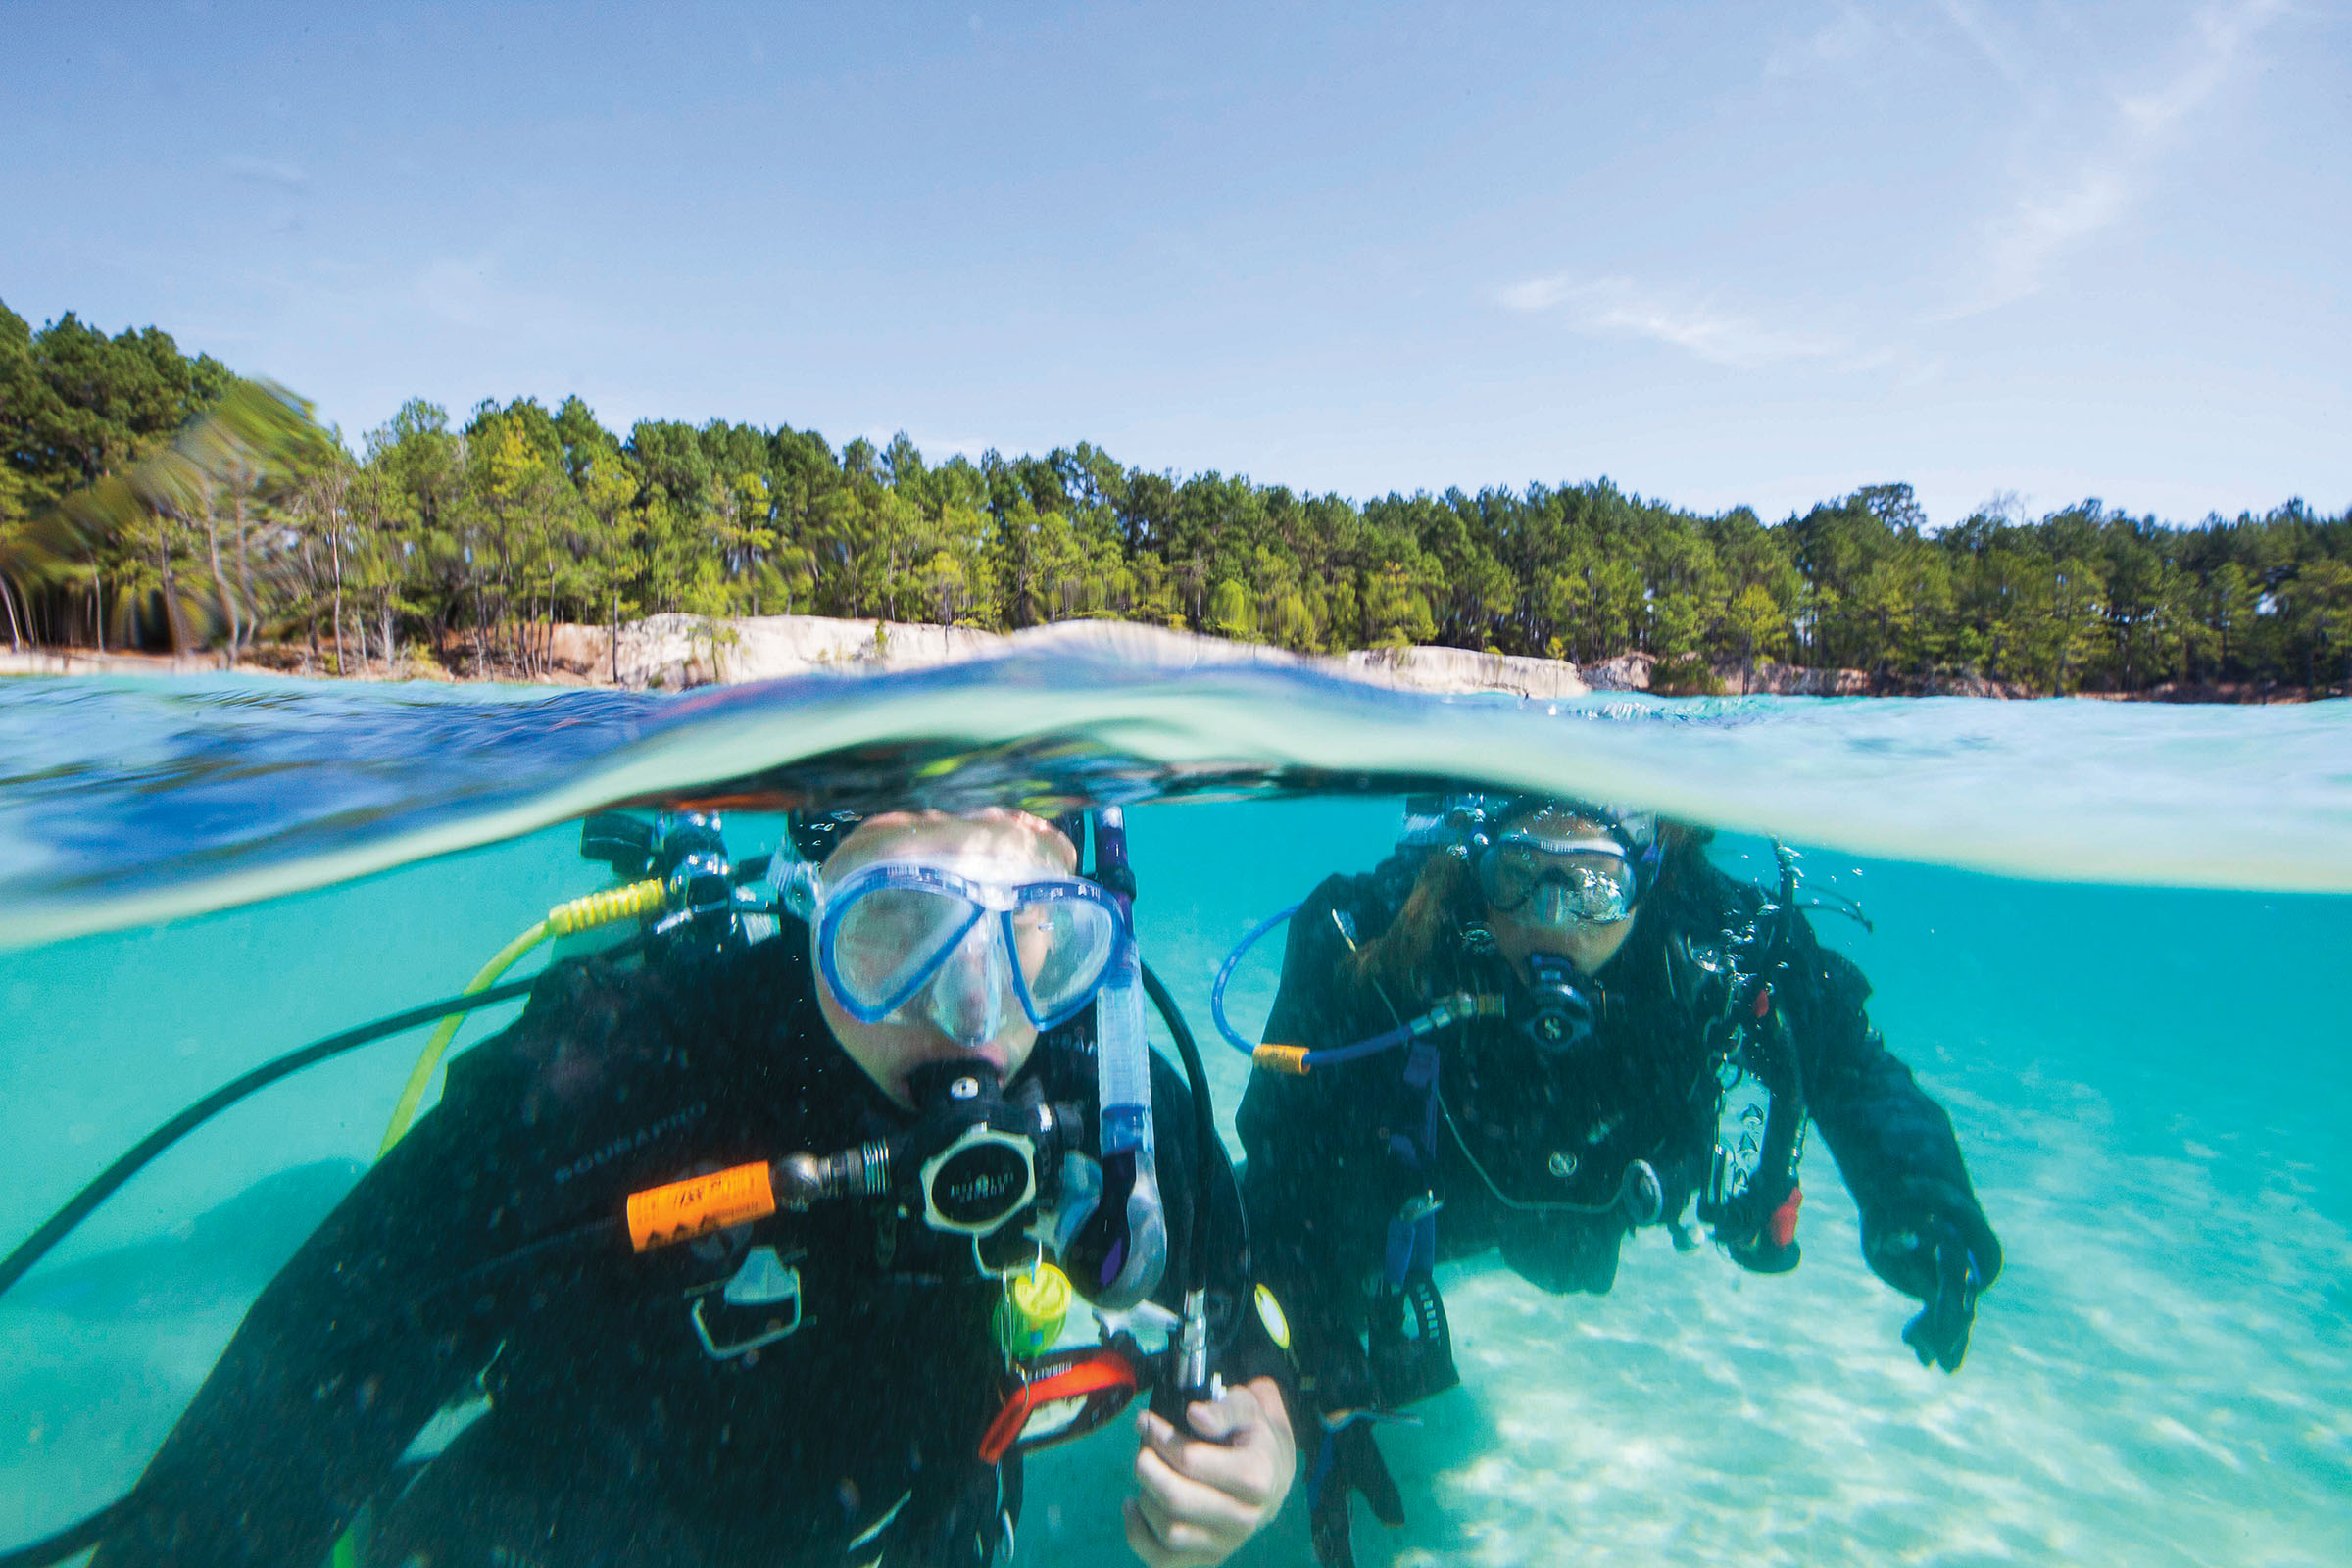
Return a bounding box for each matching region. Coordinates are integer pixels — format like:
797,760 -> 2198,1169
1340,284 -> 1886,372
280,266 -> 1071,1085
1209,904 -> 1301,1054
1210,903 -> 1436,1070
1298,1022 -> 1420,1068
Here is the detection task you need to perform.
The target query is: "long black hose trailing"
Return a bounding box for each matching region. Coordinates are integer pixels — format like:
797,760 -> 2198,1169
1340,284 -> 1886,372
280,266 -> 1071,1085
0,1491 -> 146,1568
0,960 -> 601,1568
0,972 -> 554,1303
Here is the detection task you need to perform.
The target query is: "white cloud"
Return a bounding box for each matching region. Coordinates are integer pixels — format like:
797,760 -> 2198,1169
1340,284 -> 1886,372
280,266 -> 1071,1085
1496,275 -> 1845,369
1966,0 -> 2285,313
2122,0 -> 2282,134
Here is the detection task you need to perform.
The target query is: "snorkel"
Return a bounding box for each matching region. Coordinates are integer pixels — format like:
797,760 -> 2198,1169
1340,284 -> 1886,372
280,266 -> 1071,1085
1696,839 -> 1813,1273
1062,810 -> 1225,1417
1073,808 -> 1173,1313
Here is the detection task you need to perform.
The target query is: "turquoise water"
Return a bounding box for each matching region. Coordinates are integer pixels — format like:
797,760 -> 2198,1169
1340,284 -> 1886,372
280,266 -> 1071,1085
3,654 -> 2349,1566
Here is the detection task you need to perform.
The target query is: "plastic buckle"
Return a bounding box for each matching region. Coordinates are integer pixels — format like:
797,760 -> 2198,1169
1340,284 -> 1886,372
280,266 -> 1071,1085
689,1245 -> 804,1359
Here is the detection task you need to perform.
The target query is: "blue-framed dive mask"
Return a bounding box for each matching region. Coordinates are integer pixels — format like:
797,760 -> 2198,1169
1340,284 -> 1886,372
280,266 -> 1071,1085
806,859 -> 1128,1047
1475,828 -> 1640,930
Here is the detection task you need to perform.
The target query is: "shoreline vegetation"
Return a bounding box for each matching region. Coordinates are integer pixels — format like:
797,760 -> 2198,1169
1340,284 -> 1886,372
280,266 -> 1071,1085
4,302 -> 2347,703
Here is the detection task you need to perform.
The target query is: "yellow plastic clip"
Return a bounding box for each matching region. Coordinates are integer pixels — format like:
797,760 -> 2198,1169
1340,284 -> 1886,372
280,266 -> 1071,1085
1252,1042 -> 1311,1075
995,1259 -> 1073,1359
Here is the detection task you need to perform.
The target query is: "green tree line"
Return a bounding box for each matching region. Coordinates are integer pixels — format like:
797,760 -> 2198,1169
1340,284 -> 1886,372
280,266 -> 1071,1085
5,299 -> 2348,694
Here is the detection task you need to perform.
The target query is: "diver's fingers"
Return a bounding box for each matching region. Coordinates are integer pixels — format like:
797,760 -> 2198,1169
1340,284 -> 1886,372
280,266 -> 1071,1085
1182,1388 -> 1250,1442
1903,1307 -> 1936,1365
1124,1495 -> 1184,1568
1936,1303 -> 1974,1372
1137,1389 -> 1284,1506
1136,1440 -> 1261,1544
1931,1239 -> 1977,1373
1123,1491 -> 1230,1568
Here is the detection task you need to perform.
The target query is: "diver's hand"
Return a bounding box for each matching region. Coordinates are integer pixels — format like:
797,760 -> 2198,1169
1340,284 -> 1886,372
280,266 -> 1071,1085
1306,1416 -> 1406,1568
1125,1376 -> 1296,1568
1890,1216 -> 1984,1372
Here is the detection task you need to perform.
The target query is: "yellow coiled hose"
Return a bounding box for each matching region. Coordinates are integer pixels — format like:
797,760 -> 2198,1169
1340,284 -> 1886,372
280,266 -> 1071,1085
376,878 -> 668,1155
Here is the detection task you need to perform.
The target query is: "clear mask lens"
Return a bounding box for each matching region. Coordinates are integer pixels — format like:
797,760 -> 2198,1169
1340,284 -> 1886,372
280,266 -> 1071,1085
817,861 -> 1126,1038
829,885 -> 986,1014
922,924 -> 1012,1047
1483,840 -> 1637,929
1010,894 -> 1121,1022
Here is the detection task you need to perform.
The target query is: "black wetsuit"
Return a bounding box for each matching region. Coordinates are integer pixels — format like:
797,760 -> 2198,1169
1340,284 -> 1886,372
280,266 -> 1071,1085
1237,846 -> 2002,1424
95,926 -> 1281,1568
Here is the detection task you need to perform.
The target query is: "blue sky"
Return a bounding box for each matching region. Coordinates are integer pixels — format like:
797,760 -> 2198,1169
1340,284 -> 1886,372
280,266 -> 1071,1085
5,0 -> 2343,526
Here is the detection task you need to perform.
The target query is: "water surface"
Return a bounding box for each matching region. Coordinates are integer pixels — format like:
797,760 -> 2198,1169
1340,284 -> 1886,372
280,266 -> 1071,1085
2,653 -> 2346,1566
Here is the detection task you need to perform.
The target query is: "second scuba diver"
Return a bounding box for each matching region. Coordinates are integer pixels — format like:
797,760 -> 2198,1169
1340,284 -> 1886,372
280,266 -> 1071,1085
89,808 -> 1297,1568
1232,795 -> 2002,1568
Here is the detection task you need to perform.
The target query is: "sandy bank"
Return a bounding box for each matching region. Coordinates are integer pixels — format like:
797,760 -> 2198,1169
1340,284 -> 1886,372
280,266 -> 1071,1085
556,614 -> 1609,699
0,616 -> 1602,700
24,613 -> 2304,701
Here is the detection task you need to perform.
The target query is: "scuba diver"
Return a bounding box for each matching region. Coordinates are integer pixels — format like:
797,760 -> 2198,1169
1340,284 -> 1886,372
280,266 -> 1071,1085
81,807 -> 1297,1568
1226,794 -> 2002,1568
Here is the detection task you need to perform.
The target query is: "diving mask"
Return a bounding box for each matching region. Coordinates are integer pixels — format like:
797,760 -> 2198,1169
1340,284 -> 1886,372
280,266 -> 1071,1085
1476,829 -> 1639,929
804,858 -> 1128,1045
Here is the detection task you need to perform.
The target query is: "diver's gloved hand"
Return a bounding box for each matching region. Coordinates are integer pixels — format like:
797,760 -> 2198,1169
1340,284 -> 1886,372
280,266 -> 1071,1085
1896,1218 -> 1982,1372
1307,1416 -> 1405,1568
1864,1183 -> 2001,1372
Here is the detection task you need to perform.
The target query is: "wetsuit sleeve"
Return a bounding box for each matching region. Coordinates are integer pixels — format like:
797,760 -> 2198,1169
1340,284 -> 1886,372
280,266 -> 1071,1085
88,1094 -> 508,1568
1235,875 -> 1391,1420
1788,935 -> 2003,1294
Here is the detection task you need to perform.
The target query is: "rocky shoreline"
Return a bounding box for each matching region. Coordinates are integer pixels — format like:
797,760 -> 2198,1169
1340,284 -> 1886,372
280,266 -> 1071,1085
0,614 -> 2335,703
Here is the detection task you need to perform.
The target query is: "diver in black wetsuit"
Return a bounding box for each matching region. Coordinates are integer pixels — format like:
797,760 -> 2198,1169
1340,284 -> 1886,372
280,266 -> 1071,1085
1234,795 -> 2002,1568
92,808 -> 1297,1568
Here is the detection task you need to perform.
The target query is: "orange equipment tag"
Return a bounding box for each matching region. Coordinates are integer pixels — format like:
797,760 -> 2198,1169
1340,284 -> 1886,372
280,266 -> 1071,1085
627,1162 -> 777,1252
